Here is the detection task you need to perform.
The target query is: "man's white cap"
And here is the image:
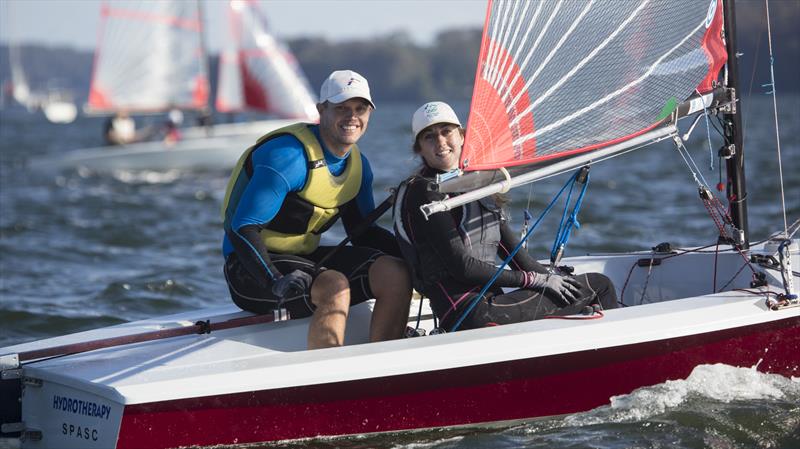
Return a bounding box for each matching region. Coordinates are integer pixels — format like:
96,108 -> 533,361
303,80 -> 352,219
319,70 -> 375,109
412,101 -> 462,139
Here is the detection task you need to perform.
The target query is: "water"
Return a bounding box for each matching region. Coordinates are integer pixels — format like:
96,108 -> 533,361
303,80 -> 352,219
0,96 -> 798,448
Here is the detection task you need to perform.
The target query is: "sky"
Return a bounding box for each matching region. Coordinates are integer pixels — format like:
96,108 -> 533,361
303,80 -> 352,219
0,0 -> 488,52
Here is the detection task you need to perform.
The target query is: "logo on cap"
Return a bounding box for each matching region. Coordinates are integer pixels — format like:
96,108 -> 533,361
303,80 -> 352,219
423,103 -> 440,118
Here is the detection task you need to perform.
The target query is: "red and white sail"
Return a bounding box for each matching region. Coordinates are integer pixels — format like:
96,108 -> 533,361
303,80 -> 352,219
461,0 -> 727,172
87,1 -> 210,113
217,0 -> 319,121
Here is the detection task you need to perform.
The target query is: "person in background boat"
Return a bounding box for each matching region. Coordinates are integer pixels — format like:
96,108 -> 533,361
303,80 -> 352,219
103,110 -> 138,145
196,106 -> 214,136
394,102 -> 618,332
221,69 -> 412,349
162,108 -> 184,146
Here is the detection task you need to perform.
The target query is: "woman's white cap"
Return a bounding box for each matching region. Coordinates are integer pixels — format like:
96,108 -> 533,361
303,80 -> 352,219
412,101 -> 461,139
319,70 -> 376,109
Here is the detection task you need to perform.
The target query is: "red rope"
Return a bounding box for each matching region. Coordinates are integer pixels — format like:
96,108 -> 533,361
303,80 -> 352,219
543,310 -> 605,320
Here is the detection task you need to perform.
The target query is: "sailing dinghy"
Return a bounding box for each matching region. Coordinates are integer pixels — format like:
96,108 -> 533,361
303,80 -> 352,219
53,0 -> 318,173
4,1 -> 78,124
1,0 -> 797,448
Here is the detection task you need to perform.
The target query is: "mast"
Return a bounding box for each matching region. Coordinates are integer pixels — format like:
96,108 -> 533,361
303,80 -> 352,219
721,0 -> 750,248
197,0 -> 211,112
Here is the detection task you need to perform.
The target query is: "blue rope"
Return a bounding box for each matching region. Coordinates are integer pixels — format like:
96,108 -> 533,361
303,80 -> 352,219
551,171 -> 590,263
449,169 -> 588,332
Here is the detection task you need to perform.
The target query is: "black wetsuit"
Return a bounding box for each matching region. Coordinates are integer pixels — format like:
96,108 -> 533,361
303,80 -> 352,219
395,168 -> 617,331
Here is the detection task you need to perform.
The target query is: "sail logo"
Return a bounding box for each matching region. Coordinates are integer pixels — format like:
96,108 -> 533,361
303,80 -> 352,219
705,0 -> 717,28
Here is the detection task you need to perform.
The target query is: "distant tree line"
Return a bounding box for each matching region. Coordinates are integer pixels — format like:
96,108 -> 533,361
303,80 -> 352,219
0,28 -> 483,106
290,29 -> 481,102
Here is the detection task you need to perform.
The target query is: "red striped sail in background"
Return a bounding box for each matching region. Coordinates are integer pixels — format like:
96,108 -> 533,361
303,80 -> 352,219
461,0 -> 727,172
220,0 -> 319,121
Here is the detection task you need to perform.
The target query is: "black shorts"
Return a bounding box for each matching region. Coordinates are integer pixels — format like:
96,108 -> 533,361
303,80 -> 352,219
427,272 -> 618,331
224,246 -> 384,319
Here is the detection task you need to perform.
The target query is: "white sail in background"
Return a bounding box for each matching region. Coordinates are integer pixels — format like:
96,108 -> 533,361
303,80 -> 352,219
225,0 -> 319,121
215,47 -> 245,113
9,44 -> 31,108
87,0 -> 210,113
6,0 -> 32,108
461,0 -> 727,172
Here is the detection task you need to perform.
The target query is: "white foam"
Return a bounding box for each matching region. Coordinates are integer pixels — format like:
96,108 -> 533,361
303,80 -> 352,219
565,363 -> 800,425
112,169 -> 182,184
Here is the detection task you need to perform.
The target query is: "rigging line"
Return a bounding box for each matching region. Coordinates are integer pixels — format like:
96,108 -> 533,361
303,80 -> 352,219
449,170 -> 580,332
695,89 -> 715,171
674,139 -> 713,190
551,169 -> 589,264
508,0 -> 596,108
500,0 -> 564,104
639,253 -> 656,305
716,260 -> 751,292
487,0 -> 518,87
512,16 -> 708,140
708,114 -> 726,140
517,0 -> 649,114
764,0 -> 789,236
522,183 -> 535,249
743,8 -> 765,125
496,1 -> 543,97
491,0 -> 530,89
619,261 -> 638,306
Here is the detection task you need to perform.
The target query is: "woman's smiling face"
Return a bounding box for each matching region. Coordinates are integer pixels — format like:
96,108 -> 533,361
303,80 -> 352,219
416,123 -> 463,171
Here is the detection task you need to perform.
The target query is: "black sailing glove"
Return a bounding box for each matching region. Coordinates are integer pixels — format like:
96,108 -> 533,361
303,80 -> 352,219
521,271 -> 582,306
271,270 -> 313,300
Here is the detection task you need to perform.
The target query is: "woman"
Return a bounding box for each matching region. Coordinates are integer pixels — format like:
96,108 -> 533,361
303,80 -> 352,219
394,101 -> 618,331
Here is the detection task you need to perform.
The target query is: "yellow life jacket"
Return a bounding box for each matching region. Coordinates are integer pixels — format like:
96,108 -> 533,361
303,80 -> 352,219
222,123 -> 363,255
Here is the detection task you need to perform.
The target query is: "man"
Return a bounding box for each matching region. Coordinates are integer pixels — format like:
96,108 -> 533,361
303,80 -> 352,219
103,110 -> 137,145
221,70 -> 412,349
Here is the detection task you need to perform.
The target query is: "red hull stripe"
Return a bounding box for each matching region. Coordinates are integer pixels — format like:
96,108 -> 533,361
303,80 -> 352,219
117,317 -> 799,449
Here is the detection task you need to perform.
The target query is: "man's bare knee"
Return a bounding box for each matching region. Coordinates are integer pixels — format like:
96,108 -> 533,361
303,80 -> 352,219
311,270 -> 349,308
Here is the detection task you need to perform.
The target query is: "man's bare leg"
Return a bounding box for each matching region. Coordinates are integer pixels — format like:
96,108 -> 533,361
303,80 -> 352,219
368,256 -> 412,342
307,270 -> 351,349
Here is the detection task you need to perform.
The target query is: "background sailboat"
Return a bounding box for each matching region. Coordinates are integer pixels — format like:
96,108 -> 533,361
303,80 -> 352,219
58,0 -> 317,172
4,1 -> 78,124
85,0 -> 210,115
215,0 -> 319,121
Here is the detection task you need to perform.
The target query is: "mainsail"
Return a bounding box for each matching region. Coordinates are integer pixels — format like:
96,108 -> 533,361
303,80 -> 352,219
218,0 -> 319,121
428,0 -> 728,209
86,1 -> 210,113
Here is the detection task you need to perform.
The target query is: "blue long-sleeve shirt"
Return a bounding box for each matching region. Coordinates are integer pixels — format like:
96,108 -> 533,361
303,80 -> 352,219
223,125 -> 397,283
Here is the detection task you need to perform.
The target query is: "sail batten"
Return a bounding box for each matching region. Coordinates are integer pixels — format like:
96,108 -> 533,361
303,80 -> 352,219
492,0 -> 532,91
513,15 -> 709,147
496,1 -> 542,99
458,0 -> 727,175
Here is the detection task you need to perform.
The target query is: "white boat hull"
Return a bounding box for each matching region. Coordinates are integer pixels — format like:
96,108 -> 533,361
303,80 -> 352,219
1,238 -> 797,448
47,119 -> 297,172
42,101 -> 78,124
